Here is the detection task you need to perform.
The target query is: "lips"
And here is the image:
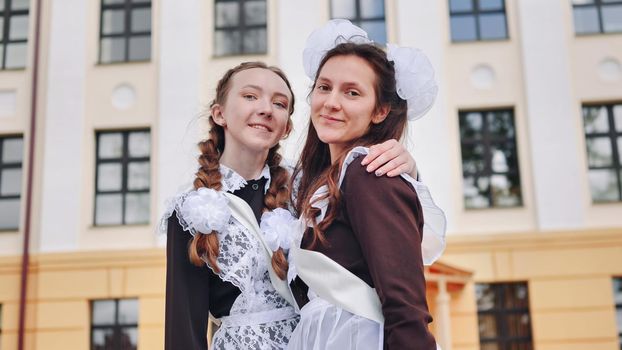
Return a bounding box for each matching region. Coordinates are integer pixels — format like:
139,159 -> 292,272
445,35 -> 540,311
248,123 -> 273,132
319,114 -> 344,123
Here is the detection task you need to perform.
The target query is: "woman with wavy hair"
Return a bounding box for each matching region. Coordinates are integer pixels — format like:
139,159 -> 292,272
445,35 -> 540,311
288,20 -> 446,349
162,60 -> 422,349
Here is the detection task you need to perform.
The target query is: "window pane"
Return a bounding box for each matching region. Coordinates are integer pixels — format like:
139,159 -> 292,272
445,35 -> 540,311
359,20 -> 386,44
9,15 -> 29,40
507,283 -> 529,308
118,299 -> 138,324
464,175 -> 490,208
461,143 -> 486,173
2,138 -> 24,163
490,142 -> 518,172
91,328 -> 115,350
478,314 -> 498,338
616,309 -> 622,334
480,344 -> 500,350
11,0 -> 30,10
101,37 -> 126,63
215,1 -> 239,27
451,15 -> 477,41
449,0 -> 473,12
119,327 -> 138,350
242,28 -> 266,54
476,284 -> 496,310
573,0 -> 595,4
0,198 -> 20,230
479,13 -> 507,40
618,137 -> 622,164
586,137 -> 613,167
479,0 -> 503,10
583,106 -> 610,133
602,4 -> 622,32
98,133 -> 123,159
132,0 -> 151,3
97,163 -> 123,191
613,278 -> 622,304
1,168 -> 22,196
95,194 -> 123,225
125,193 -> 149,224
92,300 -> 116,325
614,105 -> 622,132
214,30 -> 240,56
128,131 -> 150,157
460,112 -> 484,139
128,35 -> 150,61
102,9 -> 125,35
588,169 -> 619,201
131,8 -> 151,33
487,111 -> 515,138
5,42 -> 27,69
0,18 -> 4,38
0,1 -> 4,10
506,313 -> 531,337
360,0 -> 385,18
331,0 -> 356,19
244,1 -> 266,25
103,0 -> 125,4
491,173 -> 521,207
127,161 -> 150,190
573,6 -> 600,34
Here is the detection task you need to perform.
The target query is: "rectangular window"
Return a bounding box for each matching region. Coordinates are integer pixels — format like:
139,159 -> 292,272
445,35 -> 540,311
94,130 -> 150,226
614,278 -> 622,350
0,135 -> 23,230
449,0 -> 508,42
459,109 -> 522,209
0,0 -> 30,69
91,298 -> 138,350
214,0 -> 267,56
573,0 -> 622,35
476,282 -> 533,350
99,0 -> 151,63
582,103 -> 622,202
330,0 -> 387,44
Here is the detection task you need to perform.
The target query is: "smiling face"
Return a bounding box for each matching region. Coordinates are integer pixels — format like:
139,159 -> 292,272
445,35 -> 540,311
211,68 -> 292,155
310,55 -> 389,161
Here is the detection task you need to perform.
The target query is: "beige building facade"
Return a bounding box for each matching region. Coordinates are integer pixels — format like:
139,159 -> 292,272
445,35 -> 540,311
0,0 -> 621,349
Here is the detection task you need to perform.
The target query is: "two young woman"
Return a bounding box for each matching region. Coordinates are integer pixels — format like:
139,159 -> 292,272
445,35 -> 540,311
163,19 -> 444,350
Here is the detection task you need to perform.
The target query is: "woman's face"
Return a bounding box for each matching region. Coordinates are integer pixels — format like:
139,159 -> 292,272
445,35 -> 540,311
212,68 -> 292,154
310,55 -> 388,160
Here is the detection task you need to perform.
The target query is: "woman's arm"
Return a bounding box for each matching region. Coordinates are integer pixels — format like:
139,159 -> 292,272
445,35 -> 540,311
165,212 -> 211,350
342,159 -> 436,349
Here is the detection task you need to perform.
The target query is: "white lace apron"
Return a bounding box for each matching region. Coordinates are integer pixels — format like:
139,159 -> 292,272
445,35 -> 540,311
162,166 -> 299,349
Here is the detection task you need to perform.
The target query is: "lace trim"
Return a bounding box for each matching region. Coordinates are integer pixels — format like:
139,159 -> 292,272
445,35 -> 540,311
220,163 -> 271,194
307,146 -> 447,265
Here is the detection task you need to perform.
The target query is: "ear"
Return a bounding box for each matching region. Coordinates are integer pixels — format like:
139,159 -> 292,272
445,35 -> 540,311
211,104 -> 226,127
371,105 -> 390,124
282,121 -> 293,139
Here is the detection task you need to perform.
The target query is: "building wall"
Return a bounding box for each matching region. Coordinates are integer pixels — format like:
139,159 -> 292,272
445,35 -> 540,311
0,0 -> 621,349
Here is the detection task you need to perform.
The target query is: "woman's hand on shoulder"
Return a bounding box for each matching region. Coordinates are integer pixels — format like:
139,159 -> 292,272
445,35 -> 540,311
360,139 -> 417,179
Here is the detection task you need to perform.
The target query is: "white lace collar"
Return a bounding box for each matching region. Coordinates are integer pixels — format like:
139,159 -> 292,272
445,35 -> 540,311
219,164 -> 271,194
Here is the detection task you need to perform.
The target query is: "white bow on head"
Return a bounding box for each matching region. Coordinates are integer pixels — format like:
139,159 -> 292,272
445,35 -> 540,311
302,19 -> 438,121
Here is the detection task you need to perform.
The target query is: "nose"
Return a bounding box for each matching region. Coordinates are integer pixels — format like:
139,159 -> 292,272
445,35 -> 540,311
257,97 -> 273,118
323,91 -> 341,111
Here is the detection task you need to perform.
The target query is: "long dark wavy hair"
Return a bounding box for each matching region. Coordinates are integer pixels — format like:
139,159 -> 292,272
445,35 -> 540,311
293,43 -> 408,248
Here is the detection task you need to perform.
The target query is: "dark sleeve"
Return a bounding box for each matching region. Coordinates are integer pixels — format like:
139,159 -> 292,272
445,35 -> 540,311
165,211 -> 210,350
342,158 -> 437,350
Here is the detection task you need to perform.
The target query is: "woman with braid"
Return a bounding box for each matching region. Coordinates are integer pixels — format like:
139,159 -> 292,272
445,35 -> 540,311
162,61 -> 419,349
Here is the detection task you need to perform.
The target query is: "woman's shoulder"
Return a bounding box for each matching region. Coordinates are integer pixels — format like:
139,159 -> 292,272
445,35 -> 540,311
340,147 -> 414,193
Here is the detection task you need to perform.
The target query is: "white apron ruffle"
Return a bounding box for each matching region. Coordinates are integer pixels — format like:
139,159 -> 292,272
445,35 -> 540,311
287,296 -> 383,350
